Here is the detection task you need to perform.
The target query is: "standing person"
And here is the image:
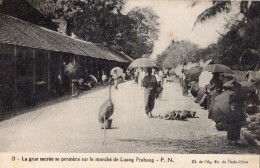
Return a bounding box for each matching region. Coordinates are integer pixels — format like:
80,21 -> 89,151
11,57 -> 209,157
227,82 -> 246,146
139,68 -> 146,89
134,69 -> 139,84
181,69 -> 188,96
112,69 -> 120,89
155,70 -> 163,99
142,68 -> 158,118
71,78 -> 79,99
158,69 -> 164,86
54,74 -> 63,96
105,69 -> 119,89
101,72 -> 108,84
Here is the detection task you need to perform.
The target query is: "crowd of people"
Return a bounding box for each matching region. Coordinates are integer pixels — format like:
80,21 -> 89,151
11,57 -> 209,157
178,62 -> 260,146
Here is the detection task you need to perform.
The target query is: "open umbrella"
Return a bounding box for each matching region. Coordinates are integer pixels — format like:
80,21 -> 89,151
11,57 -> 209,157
64,62 -> 83,78
110,67 -> 124,76
184,66 -> 203,82
209,90 -> 233,123
224,80 -> 256,92
203,64 -> 234,74
203,59 -> 213,67
88,75 -> 98,83
128,58 -> 157,68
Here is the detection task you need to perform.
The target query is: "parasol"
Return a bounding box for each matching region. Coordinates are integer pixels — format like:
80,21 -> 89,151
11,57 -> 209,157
64,62 -> 83,78
240,81 -> 256,92
223,80 -> 256,92
128,58 -> 157,68
208,90 -> 233,123
110,67 -> 124,76
184,66 -> 203,82
203,64 -> 234,74
203,59 -> 213,67
88,75 -> 98,83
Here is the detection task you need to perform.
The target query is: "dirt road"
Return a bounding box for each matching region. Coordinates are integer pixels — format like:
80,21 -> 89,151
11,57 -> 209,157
0,79 -> 258,154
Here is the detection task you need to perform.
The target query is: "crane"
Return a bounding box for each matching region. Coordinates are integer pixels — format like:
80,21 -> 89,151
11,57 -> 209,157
98,83 -> 114,145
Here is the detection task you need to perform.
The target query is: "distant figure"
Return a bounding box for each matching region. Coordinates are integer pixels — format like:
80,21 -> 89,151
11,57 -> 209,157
208,72 -> 224,107
210,72 -> 223,96
106,69 -> 120,89
245,91 -> 259,114
142,68 -> 158,118
102,73 -> 108,84
112,70 -> 120,89
181,69 -> 188,96
134,69 -> 139,84
139,68 -> 146,89
227,82 -> 246,146
158,69 -> 164,86
54,74 -> 63,96
71,78 -> 79,99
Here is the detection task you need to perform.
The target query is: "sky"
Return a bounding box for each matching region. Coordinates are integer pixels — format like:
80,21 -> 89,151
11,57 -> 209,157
124,0 -> 240,59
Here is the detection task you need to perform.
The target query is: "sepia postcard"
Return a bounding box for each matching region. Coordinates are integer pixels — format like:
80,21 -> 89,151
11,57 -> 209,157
0,0 -> 259,167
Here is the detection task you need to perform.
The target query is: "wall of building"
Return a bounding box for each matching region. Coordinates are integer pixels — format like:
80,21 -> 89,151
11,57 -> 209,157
0,43 -> 129,119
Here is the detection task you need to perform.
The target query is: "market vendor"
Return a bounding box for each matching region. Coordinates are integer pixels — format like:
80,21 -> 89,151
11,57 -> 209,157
227,81 -> 246,146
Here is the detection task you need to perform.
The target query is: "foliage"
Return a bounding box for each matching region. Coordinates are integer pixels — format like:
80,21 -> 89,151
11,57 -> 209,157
193,1 -> 260,70
156,40 -> 200,68
128,7 -> 160,58
27,0 -> 160,59
194,1 -> 231,28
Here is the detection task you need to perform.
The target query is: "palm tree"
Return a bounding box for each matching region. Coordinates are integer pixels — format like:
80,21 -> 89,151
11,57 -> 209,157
192,1 -> 260,70
194,1 -> 260,27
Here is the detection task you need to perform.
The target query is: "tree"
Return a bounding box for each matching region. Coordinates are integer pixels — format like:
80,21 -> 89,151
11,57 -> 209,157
27,0 -> 160,59
128,7 -> 160,58
193,1 -> 260,70
156,41 -> 200,68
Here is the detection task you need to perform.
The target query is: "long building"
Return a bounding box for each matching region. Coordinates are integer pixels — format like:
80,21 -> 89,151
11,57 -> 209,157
0,13 -> 133,117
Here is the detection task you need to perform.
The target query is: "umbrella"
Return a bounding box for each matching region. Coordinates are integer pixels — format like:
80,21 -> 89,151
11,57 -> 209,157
224,80 -> 256,92
240,81 -> 256,91
184,66 -> 203,82
64,62 -> 83,78
128,58 -> 157,68
209,90 -> 233,123
110,67 -> 124,76
203,64 -> 234,74
88,75 -> 98,83
203,59 -> 213,67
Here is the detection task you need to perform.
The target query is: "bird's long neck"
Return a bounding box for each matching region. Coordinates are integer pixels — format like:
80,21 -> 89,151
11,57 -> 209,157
109,84 -> 112,102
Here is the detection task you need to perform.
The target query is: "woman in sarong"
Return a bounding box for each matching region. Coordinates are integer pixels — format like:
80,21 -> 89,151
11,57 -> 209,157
142,68 -> 158,118
227,82 -> 246,145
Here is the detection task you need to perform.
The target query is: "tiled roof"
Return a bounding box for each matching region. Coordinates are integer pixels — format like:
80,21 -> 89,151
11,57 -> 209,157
0,13 -> 132,63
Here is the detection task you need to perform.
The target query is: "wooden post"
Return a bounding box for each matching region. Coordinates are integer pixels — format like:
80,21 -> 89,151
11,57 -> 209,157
47,52 -> 51,91
13,46 -> 17,90
60,54 -> 63,75
13,46 -> 17,110
84,56 -> 87,70
90,57 -> 93,74
32,50 -> 36,94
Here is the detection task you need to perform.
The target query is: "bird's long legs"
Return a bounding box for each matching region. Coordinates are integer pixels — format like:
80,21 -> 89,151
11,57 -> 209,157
102,115 -> 107,145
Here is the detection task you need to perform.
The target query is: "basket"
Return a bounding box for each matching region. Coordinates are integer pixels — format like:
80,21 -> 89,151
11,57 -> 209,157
182,110 -> 189,117
101,119 -> 112,129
